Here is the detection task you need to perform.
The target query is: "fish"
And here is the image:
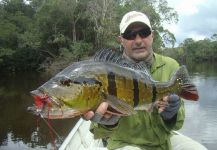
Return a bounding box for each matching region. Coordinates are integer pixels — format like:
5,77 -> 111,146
28,49 -> 199,119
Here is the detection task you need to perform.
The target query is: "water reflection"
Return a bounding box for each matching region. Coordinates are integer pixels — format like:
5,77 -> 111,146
179,62 -> 217,150
0,62 -> 217,149
0,72 -> 79,149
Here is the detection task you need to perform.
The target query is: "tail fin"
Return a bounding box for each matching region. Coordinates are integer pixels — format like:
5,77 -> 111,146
171,66 -> 199,101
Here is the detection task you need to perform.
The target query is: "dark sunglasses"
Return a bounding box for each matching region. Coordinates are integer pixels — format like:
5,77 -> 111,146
122,28 -> 151,40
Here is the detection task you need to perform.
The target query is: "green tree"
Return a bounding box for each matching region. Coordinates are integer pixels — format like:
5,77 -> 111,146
57,0 -> 84,42
0,0 -> 182,72
0,0 -> 41,71
180,36 -> 217,62
85,0 -> 119,48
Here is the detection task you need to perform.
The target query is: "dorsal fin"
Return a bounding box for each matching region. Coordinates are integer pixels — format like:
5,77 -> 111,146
94,49 -> 122,63
94,49 -> 149,71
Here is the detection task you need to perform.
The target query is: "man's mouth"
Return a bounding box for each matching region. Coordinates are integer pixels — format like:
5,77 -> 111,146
132,47 -> 146,51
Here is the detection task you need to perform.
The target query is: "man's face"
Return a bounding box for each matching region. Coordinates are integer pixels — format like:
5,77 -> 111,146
120,23 -> 153,61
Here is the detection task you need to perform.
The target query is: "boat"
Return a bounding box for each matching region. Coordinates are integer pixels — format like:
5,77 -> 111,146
59,118 -> 207,150
59,118 -> 107,150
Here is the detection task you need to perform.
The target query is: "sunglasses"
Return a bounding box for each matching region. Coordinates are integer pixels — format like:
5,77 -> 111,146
122,28 -> 151,40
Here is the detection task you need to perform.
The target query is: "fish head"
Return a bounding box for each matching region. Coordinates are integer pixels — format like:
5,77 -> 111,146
29,75 -> 103,119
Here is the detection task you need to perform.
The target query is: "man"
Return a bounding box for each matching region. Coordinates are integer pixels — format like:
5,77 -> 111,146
83,11 -> 207,150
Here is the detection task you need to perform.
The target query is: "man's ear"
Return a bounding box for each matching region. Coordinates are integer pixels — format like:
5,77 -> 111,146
151,31 -> 154,38
117,36 -> 122,44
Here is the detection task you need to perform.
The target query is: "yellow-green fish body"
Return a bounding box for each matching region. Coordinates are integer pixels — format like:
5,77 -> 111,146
29,50 -> 198,119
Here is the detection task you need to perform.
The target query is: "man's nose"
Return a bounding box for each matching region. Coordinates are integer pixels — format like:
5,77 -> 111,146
134,34 -> 143,44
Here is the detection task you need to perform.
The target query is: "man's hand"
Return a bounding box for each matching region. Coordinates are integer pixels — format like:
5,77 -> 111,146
156,94 -> 180,120
83,102 -> 120,125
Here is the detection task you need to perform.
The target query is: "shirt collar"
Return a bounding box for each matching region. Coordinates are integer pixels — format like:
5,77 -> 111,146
150,53 -> 166,74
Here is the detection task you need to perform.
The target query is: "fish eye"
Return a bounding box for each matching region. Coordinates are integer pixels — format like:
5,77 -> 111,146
59,77 -> 72,86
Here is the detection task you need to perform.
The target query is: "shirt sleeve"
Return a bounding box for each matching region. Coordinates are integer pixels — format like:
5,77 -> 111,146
89,121 -> 119,139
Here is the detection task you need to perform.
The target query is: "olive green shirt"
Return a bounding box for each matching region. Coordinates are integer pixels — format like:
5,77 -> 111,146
90,53 -> 185,150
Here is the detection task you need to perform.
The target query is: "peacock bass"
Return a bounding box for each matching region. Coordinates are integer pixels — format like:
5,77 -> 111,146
28,49 -> 199,119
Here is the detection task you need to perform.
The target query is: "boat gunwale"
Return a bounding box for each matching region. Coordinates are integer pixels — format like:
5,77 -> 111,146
59,118 -> 84,150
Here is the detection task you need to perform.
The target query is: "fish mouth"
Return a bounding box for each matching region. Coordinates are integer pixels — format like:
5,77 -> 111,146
28,89 -> 82,119
28,89 -> 62,115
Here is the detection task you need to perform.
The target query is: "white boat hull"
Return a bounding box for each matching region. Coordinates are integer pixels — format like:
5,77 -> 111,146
59,118 -> 107,150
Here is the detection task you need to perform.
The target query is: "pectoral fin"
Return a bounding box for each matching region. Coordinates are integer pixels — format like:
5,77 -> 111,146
105,94 -> 136,116
134,103 -> 155,112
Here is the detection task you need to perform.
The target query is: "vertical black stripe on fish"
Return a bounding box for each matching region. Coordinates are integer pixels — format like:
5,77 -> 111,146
152,84 -> 157,102
133,77 -> 139,107
107,72 -> 117,96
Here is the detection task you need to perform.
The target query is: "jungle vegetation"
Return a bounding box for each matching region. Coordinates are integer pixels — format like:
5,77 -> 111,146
0,0 -> 217,73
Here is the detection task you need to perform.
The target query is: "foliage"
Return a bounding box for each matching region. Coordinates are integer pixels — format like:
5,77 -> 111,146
162,47 -> 184,63
164,35 -> 217,63
70,41 -> 93,58
0,47 -> 15,63
4,0 -> 212,73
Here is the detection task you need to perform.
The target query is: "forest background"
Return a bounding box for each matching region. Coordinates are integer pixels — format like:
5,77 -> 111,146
1,0 -> 217,74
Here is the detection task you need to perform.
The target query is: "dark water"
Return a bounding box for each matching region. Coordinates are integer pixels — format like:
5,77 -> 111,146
0,72 -> 79,150
0,62 -> 217,150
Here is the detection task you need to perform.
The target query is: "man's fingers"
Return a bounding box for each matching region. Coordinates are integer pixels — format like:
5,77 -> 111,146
103,112 -> 113,119
162,95 -> 169,102
160,94 -> 180,120
83,102 -> 112,121
158,107 -> 165,113
96,102 -> 114,119
96,102 -> 109,115
83,102 -> 121,125
156,101 -> 169,107
83,111 -> 95,120
155,100 -> 169,113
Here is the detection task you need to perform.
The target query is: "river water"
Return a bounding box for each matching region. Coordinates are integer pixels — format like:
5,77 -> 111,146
0,62 -> 217,150
179,62 -> 217,150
